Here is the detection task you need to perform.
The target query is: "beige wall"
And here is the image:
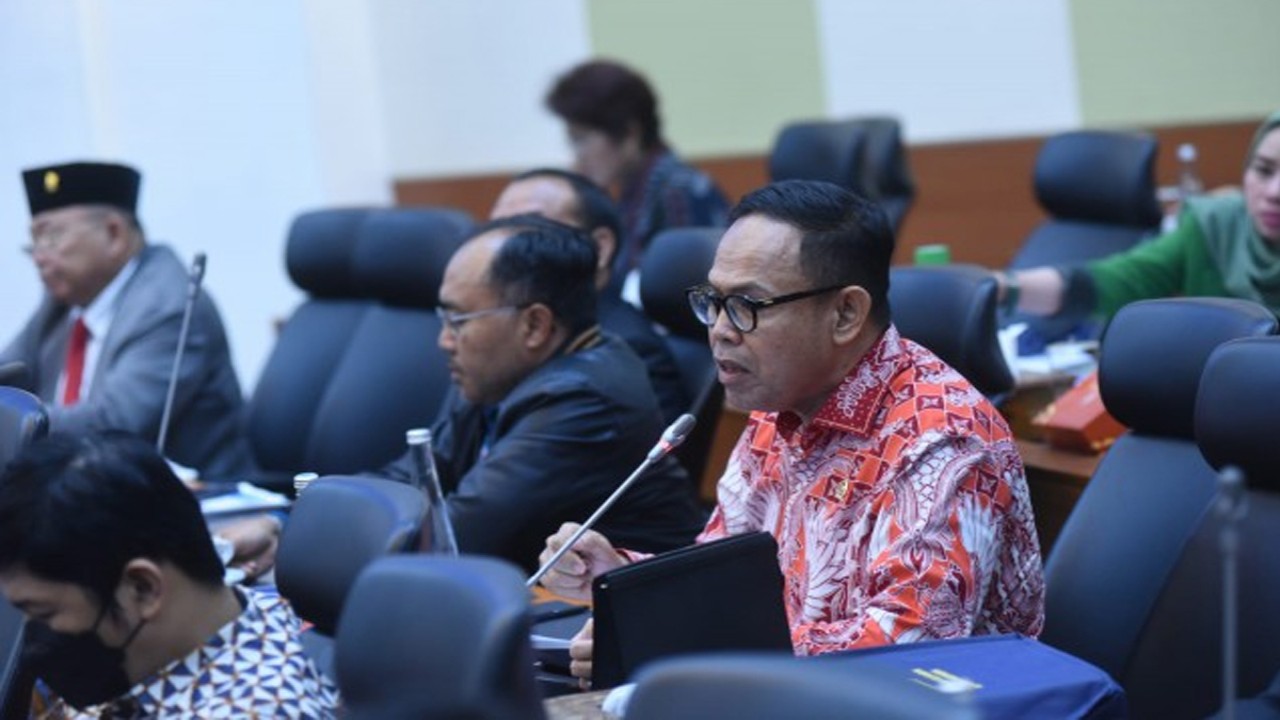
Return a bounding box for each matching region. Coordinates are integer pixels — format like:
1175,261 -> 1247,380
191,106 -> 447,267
1071,0 -> 1280,128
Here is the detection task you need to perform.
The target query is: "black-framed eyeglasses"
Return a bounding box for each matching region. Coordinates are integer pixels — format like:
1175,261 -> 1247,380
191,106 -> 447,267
435,305 -> 522,335
685,284 -> 846,334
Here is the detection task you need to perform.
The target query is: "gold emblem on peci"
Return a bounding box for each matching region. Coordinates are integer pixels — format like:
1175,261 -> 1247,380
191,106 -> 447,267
43,171 -> 60,194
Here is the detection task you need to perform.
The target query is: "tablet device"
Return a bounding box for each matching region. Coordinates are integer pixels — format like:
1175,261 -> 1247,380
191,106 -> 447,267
591,531 -> 792,688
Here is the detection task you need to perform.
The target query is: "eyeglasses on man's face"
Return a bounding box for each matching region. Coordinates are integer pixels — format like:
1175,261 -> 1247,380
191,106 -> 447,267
22,225 -> 74,257
685,284 -> 846,334
435,305 -> 522,335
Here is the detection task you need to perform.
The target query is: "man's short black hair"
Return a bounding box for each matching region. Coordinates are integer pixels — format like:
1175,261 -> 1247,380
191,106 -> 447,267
0,432 -> 225,607
729,180 -> 895,326
471,214 -> 599,334
510,168 -> 622,264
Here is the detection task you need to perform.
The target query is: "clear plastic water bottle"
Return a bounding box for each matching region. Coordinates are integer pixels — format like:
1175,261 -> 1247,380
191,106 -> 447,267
1177,143 -> 1204,201
406,428 -> 459,556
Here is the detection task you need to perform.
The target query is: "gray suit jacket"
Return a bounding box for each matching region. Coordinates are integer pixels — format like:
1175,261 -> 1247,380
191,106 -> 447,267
0,244 -> 252,478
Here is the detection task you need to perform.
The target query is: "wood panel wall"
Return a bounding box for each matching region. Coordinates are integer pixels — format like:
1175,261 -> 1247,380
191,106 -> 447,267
395,119 -> 1260,270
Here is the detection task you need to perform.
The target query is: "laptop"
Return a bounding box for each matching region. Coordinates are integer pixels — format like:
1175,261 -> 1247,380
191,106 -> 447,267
591,531 -> 793,688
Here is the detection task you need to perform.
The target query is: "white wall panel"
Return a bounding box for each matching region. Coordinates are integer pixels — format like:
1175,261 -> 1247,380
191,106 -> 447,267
815,0 -> 1081,143
0,1 -> 393,393
371,0 -> 591,177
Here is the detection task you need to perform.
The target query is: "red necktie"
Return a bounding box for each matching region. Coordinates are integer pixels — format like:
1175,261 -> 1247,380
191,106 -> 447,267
62,317 -> 90,405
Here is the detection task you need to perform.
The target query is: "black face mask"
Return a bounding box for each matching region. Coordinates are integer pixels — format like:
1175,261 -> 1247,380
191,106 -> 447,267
22,605 -> 146,710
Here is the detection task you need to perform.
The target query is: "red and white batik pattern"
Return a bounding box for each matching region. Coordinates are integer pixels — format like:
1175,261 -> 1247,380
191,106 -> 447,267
700,325 -> 1044,656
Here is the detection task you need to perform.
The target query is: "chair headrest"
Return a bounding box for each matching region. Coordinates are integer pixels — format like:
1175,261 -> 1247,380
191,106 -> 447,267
285,208 -> 369,298
287,207 -> 474,308
1196,337 -> 1280,491
0,387 -> 48,473
639,227 -> 722,340
335,555 -> 540,719
1099,298 -> 1277,438
769,119 -> 867,189
1034,130 -> 1162,228
888,264 -> 1013,397
858,117 -> 914,197
275,476 -> 427,636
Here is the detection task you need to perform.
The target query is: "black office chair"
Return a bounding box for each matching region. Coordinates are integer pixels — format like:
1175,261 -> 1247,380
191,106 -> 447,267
246,207 -> 473,490
335,555 -> 544,720
1040,298 -> 1276,720
888,264 -> 1014,398
625,652 -> 979,720
639,227 -> 723,487
1176,337 -> 1280,718
769,119 -> 868,189
0,387 -> 47,475
1005,130 -> 1164,343
769,117 -> 915,234
0,387 -> 46,719
274,475 -> 428,679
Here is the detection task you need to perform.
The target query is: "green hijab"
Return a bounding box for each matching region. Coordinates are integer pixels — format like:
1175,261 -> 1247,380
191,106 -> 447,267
1195,110 -> 1280,312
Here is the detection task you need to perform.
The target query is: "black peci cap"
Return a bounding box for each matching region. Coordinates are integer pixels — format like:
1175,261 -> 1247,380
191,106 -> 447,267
22,161 -> 141,216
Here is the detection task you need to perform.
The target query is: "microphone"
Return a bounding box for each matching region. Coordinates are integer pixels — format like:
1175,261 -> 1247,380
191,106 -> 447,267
527,413 -> 696,588
1216,465 -> 1247,720
0,361 -> 27,387
157,252 -> 207,456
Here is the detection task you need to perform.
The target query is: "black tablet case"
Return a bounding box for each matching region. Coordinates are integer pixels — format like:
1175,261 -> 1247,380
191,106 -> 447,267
591,531 -> 793,688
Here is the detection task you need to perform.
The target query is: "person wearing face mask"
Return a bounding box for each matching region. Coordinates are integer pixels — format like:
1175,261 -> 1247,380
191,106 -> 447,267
996,111 -> 1280,323
0,432 -> 337,718
546,59 -> 730,298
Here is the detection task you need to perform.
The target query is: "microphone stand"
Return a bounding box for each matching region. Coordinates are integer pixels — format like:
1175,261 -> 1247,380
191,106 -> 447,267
1217,466 -> 1247,720
158,252 -> 206,456
527,414 -> 695,588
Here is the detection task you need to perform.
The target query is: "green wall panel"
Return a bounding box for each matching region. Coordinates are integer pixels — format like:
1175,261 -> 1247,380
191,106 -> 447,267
1072,0 -> 1279,127
586,0 -> 825,157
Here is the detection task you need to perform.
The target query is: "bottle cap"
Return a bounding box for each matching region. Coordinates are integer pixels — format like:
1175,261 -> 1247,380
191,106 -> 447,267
914,243 -> 951,266
406,428 -> 431,446
1177,143 -> 1197,162
293,471 -> 319,495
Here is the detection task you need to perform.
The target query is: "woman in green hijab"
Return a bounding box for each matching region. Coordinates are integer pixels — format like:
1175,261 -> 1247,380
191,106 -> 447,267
1003,111 -> 1280,320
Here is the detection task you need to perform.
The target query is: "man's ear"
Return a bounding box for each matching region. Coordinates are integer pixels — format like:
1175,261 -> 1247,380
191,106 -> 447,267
833,285 -> 873,343
519,303 -> 557,351
101,211 -> 134,260
591,227 -> 617,276
119,559 -> 166,621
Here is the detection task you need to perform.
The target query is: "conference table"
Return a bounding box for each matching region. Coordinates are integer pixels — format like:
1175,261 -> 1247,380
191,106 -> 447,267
545,690 -> 615,720
539,635 -> 1127,719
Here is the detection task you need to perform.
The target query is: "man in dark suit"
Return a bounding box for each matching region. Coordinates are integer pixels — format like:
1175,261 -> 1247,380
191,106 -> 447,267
385,215 -> 705,571
491,168 -> 689,424
0,161 -> 252,478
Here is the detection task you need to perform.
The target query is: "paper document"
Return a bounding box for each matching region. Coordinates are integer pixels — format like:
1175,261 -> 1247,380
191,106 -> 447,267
530,634 -> 573,651
200,482 -> 290,517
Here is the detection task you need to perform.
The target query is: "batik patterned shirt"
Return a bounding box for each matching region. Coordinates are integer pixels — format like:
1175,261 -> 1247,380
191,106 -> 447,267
53,588 -> 339,719
698,325 -> 1044,656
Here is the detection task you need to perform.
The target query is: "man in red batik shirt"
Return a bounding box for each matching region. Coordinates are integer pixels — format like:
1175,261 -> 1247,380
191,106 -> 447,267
538,179 -> 1045,684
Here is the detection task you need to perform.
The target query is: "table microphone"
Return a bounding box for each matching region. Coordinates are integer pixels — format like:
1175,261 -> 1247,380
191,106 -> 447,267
527,413 -> 696,588
157,252 -> 207,456
1216,465 -> 1247,720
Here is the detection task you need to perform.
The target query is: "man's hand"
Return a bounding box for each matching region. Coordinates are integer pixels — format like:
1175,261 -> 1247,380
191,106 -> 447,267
216,514 -> 282,581
537,522 -> 625,601
569,618 -> 594,688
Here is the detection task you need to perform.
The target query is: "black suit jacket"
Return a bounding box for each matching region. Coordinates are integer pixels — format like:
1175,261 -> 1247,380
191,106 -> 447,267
598,295 -> 689,425
384,333 -> 706,571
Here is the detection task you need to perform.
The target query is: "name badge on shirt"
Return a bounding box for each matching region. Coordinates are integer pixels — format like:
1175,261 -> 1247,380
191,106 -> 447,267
809,450 -> 883,507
